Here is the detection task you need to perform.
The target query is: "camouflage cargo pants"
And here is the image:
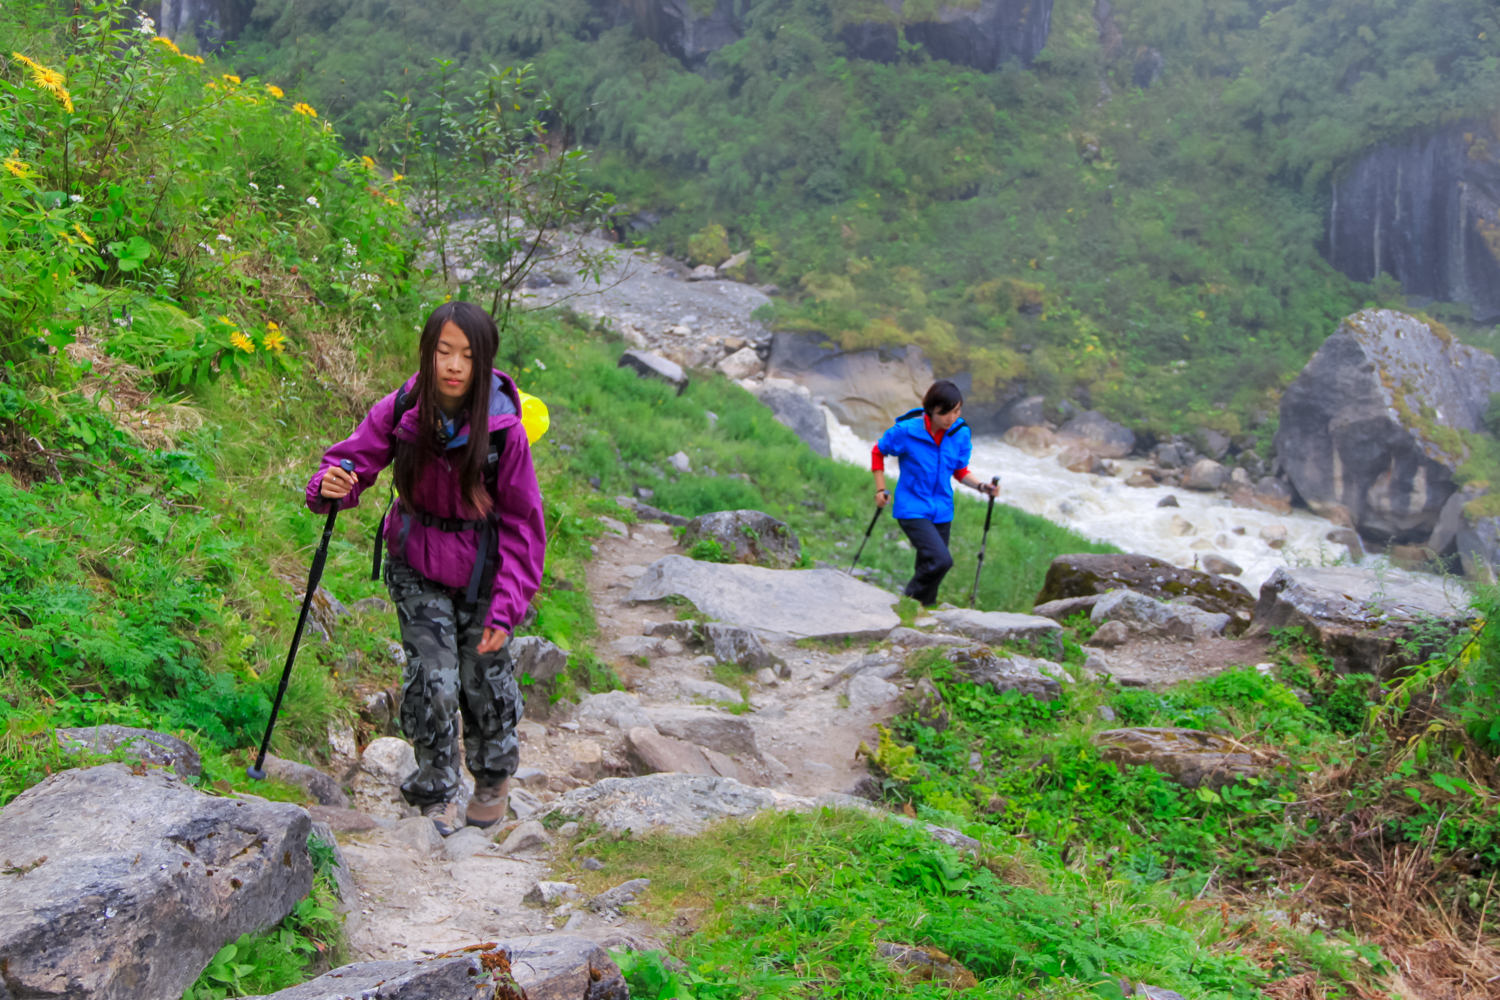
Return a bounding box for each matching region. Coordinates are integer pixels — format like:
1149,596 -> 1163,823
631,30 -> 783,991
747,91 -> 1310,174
384,554 -> 522,808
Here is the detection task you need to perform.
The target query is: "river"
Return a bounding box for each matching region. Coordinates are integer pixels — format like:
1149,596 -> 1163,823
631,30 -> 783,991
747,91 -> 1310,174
823,411 -> 1373,593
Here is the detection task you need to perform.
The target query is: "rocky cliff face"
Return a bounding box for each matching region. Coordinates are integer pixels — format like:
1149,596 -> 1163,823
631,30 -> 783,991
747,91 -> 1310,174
148,0 -> 255,53
1327,120 -> 1500,323
1275,309 -> 1500,544
608,0 -> 1053,72
842,0 -> 1054,71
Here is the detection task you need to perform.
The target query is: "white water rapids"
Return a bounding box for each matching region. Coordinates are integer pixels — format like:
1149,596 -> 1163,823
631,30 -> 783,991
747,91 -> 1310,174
822,411 -> 1375,593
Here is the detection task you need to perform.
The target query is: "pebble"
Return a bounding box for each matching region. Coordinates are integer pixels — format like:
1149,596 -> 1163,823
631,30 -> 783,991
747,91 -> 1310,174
581,857 -> 605,871
558,821 -> 579,838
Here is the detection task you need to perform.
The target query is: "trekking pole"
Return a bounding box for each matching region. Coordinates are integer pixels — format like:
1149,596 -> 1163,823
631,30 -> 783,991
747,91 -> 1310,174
847,502 -> 884,576
967,476 -> 1001,609
249,459 -> 355,780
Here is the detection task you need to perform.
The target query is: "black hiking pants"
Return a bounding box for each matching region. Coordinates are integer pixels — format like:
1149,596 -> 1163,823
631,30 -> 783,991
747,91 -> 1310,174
897,518 -> 953,607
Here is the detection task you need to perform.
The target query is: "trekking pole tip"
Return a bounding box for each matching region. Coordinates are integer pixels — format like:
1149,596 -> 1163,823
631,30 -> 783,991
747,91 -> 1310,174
246,765 -> 266,781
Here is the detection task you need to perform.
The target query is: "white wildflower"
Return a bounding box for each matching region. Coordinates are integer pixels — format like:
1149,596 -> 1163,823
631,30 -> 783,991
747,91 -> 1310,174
306,196 -> 320,208
69,194 -> 83,203
276,184 -> 285,190
248,182 -> 259,190
216,233 -> 233,243
534,359 -> 547,370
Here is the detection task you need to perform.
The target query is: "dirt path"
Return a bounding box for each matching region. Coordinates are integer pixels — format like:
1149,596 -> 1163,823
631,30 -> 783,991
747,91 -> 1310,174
337,519 -> 893,961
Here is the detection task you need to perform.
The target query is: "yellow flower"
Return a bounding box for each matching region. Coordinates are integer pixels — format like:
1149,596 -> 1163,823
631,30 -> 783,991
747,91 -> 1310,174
292,102 -> 318,118
262,326 -> 286,353
360,155 -> 376,170
151,36 -> 181,54
72,223 -> 94,246
229,331 -> 255,353
391,173 -> 404,182
184,54 -> 204,65
266,84 -> 284,99
222,74 -> 240,85
11,52 -> 73,113
3,151 -> 29,178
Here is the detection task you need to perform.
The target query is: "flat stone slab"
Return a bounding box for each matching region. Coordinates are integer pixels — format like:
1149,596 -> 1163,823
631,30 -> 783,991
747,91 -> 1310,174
1252,565 -> 1471,674
929,608 -> 1062,647
547,774 -> 781,835
627,555 -> 900,640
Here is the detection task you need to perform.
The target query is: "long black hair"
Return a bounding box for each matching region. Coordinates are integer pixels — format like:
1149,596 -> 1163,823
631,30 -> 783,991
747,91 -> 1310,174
393,301 -> 500,517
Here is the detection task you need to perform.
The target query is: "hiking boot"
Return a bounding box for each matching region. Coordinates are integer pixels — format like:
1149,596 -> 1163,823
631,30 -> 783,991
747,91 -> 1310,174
423,801 -> 459,838
466,776 -> 511,829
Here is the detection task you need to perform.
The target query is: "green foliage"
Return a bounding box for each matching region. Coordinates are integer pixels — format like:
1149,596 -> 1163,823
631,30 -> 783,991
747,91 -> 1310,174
686,537 -> 730,563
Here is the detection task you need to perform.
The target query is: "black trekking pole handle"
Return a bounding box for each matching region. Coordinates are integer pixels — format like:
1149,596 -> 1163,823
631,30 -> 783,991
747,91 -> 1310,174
847,502 -> 885,576
968,476 -> 1000,609
249,459 -> 355,780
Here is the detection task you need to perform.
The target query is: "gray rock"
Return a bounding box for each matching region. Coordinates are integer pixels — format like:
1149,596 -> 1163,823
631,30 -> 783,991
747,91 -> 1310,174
846,673 -> 901,713
1193,428 -> 1232,460
884,627 -> 971,648
580,856 -> 605,871
261,754 -> 348,808
1094,727 -> 1277,790
1097,705 -> 1118,722
350,596 -> 392,615
524,880 -> 581,905
627,555 -> 900,640
1087,620 -> 1130,647
1154,443 -> 1189,470
1056,410 -> 1136,458
645,619 -> 700,641
647,706 -> 760,758
1426,487 -> 1483,557
53,725 -> 201,778
704,621 -> 783,672
945,647 -> 1063,701
618,349 -> 688,393
442,825 -> 493,861
498,820 -> 551,854
929,608 -> 1062,648
1276,309 -> 1500,541
758,386 -> 831,457
1030,594 -> 1102,622
626,727 -> 720,778
513,766 -> 550,789
1200,554 -> 1243,577
246,954 -> 496,1000
391,816 -> 445,855
0,764 -> 312,1000
574,690 -> 656,731
1156,494 -> 1180,508
508,786 -> 548,821
307,805 -> 387,832
1250,565 -> 1471,675
682,509 -> 801,569
499,935 -> 627,1000
1035,553 -> 1255,618
1006,395 -> 1046,427
1136,986 -> 1190,1000
511,636 -> 570,685
1091,589 -> 1230,638
766,333 -> 933,439
589,877 -> 651,917
1181,458 -> 1228,491
307,821 -> 355,910
668,450 -> 692,472
608,634 -> 674,659
352,737 -> 418,820
1459,513 -> 1500,583
547,774 -> 780,836
676,677 -> 745,704
614,494 -> 692,527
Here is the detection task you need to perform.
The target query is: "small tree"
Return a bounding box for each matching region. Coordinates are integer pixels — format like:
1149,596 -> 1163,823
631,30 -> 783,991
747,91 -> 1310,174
377,61 -> 616,341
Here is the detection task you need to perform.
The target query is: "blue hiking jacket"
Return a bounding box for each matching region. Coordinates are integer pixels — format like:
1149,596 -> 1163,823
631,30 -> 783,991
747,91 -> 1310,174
877,410 -> 972,523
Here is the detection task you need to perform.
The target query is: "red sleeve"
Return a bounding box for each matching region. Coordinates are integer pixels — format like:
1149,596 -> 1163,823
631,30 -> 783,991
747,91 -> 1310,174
953,466 -> 971,481
871,445 -> 885,472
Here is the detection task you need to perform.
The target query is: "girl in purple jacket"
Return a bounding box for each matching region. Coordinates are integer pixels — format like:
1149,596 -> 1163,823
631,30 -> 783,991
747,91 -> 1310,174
307,301 -> 547,836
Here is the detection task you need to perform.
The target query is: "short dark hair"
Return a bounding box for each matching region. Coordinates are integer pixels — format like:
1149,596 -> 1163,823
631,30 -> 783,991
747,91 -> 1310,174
923,380 -> 963,415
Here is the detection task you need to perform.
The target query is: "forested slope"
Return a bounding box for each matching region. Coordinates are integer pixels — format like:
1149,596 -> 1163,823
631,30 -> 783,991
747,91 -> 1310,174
225,0 -> 1500,434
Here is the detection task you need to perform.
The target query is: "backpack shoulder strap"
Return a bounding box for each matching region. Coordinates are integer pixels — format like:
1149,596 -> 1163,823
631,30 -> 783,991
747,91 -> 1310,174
372,385 -> 419,582
897,407 -> 925,423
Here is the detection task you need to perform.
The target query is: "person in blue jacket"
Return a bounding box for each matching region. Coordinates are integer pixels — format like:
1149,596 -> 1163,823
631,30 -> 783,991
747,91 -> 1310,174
872,381 -> 1000,606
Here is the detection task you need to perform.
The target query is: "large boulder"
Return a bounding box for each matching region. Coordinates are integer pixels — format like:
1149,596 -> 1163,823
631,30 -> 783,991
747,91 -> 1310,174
53,725 -> 201,778
681,509 -> 801,568
1035,553 -> 1255,618
1056,409 -> 1136,458
766,333 -> 932,439
1094,728 -> 1280,790
1090,590 -> 1230,639
646,706 -> 760,759
1250,565 -> 1472,675
1275,309 -> 1500,542
625,728 -> 759,785
627,555 -> 900,640
0,764 -> 313,1000
260,754 -> 348,808
757,385 -> 831,457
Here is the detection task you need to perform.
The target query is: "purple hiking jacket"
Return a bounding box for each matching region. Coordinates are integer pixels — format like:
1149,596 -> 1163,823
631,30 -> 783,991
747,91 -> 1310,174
305,369 -> 547,632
